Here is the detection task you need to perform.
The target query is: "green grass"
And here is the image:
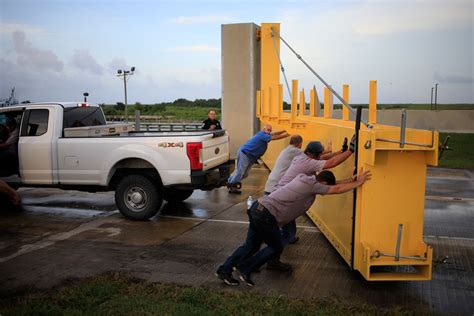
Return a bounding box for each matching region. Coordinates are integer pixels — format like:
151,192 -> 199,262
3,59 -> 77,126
438,133 -> 474,169
0,273 -> 427,315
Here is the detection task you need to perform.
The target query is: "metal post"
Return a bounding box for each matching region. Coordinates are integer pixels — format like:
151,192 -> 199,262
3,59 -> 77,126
135,110 -> 140,131
124,74 -> 128,122
400,109 -> 407,148
395,224 -> 403,261
434,83 -> 439,110
430,87 -> 433,110
350,106 -> 363,269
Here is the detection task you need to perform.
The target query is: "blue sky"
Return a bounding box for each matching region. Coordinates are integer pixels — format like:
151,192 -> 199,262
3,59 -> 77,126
0,0 -> 472,104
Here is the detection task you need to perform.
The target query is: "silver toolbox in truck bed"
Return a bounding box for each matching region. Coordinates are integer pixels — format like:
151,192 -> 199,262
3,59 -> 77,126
64,123 -> 134,137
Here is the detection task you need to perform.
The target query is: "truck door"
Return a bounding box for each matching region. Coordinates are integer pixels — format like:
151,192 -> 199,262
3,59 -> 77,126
18,108 -> 54,184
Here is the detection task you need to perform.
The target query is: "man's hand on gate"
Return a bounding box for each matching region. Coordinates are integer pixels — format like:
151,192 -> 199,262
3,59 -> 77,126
357,168 -> 372,184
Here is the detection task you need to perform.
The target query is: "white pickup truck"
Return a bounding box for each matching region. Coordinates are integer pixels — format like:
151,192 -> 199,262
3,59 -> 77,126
0,102 -> 234,220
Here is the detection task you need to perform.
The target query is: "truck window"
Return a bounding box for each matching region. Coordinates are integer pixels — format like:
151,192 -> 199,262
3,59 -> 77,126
63,107 -> 106,128
21,109 -> 49,136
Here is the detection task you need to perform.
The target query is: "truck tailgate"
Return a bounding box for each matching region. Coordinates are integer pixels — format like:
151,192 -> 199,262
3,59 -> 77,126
201,133 -> 230,170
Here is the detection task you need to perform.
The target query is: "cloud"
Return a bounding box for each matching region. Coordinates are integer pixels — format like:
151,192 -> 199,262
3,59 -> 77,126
167,45 -> 218,53
70,49 -> 103,75
352,1 -> 473,35
434,71 -> 474,84
0,23 -> 44,34
280,0 -> 472,37
107,57 -> 132,73
171,15 -> 233,24
12,31 -> 63,72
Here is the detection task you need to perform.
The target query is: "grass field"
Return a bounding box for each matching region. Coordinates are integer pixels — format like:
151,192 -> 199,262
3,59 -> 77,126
438,133 -> 474,169
0,273 -> 427,315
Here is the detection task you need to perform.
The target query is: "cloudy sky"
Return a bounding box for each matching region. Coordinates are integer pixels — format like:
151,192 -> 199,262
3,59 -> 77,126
0,0 -> 472,104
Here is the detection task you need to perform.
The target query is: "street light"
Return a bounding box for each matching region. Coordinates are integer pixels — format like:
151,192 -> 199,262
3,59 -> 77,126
117,67 -> 135,122
434,83 -> 439,110
83,92 -> 89,102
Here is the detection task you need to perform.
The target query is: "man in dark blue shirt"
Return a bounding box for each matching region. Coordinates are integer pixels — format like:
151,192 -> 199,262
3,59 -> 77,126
227,124 -> 289,194
201,110 -> 222,130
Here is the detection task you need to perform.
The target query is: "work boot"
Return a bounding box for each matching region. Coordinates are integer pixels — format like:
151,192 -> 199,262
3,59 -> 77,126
266,259 -> 292,271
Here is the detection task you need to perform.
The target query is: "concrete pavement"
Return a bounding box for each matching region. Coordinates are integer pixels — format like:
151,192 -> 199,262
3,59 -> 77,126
0,165 -> 472,314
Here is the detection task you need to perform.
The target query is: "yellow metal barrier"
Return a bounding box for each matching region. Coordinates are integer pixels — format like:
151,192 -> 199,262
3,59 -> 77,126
258,23 -> 437,281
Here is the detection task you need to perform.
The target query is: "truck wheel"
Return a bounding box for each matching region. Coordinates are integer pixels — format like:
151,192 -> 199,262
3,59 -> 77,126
115,174 -> 162,220
163,188 -> 194,203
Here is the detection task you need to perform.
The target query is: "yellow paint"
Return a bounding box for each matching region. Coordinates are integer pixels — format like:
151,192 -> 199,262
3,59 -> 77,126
299,89 -> 306,117
260,23 -> 280,97
268,86 -> 273,117
278,84 -> 283,118
342,84 -> 350,121
323,87 -> 333,118
256,91 -> 261,118
309,88 -> 316,117
369,80 -> 377,124
258,23 -> 437,281
291,80 -> 298,123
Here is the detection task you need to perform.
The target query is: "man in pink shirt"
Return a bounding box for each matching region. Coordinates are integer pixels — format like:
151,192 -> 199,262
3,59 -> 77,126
215,168 -> 371,286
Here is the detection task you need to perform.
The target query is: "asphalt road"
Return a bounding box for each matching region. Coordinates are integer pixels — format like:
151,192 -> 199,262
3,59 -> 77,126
0,166 -> 472,315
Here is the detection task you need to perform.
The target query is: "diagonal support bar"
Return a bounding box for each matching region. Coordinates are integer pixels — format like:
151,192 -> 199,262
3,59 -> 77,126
271,27 -> 373,129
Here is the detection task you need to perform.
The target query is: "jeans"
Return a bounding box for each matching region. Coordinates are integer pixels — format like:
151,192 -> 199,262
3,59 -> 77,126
236,202 -> 283,277
263,191 -> 296,248
281,220 -> 297,246
217,202 -> 262,274
228,150 -> 256,185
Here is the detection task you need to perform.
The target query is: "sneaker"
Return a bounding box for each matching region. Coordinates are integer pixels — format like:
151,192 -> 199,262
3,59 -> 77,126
239,274 -> 255,287
215,270 -> 239,286
266,260 -> 292,271
235,269 -> 254,287
289,236 -> 300,244
228,187 -> 242,194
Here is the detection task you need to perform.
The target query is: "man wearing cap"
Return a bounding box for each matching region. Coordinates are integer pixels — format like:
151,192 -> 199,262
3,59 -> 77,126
271,137 -> 356,260
227,124 -> 289,194
262,135 -> 335,269
216,167 -> 371,286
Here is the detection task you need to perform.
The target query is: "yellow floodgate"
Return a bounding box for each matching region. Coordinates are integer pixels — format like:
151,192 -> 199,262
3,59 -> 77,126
258,23 -> 438,281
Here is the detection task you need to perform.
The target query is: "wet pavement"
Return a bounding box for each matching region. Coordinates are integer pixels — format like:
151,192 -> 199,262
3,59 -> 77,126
0,165 -> 473,315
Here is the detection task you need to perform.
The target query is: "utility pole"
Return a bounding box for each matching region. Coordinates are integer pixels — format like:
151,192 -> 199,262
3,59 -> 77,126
430,87 -> 434,110
434,83 -> 439,110
117,67 -> 135,122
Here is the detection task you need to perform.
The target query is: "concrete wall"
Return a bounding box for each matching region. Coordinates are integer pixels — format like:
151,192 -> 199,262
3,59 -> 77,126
221,23 -> 260,158
329,109 -> 474,133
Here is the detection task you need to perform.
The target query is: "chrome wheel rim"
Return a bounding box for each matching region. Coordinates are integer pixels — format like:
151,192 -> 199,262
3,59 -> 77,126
125,186 -> 148,212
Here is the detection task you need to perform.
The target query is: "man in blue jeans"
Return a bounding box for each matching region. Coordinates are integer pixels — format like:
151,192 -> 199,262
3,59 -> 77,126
227,124 -> 289,194
215,168 -> 371,286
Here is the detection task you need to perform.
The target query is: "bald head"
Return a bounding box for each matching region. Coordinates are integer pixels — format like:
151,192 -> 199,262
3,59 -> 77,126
262,124 -> 272,134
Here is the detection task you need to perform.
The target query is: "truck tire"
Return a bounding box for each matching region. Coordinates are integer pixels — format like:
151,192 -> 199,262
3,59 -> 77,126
115,174 -> 162,220
163,188 -> 194,203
